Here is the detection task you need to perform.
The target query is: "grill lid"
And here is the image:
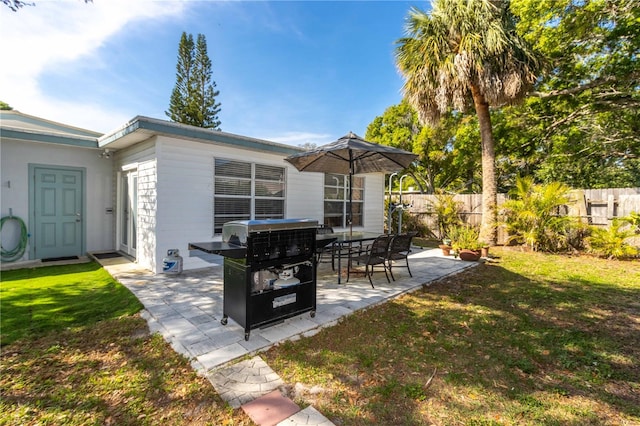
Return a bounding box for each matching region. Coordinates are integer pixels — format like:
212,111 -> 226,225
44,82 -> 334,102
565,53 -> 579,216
222,219 -> 318,245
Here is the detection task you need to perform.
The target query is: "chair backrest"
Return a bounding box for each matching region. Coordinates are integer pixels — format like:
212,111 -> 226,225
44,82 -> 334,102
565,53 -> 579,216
389,233 -> 414,254
370,234 -> 393,257
317,226 -> 334,235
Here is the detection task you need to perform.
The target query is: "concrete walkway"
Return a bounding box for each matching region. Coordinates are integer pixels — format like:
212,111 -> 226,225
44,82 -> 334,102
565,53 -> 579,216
101,247 -> 478,425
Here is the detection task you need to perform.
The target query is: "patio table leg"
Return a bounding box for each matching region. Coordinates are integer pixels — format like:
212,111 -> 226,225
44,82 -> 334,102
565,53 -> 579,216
336,241 -> 353,285
337,242 -> 344,284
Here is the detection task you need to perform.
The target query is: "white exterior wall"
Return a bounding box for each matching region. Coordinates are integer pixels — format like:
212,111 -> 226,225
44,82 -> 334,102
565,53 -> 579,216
0,139 -> 114,261
285,169 -> 324,223
363,173 -> 385,233
114,135 -> 387,274
1,116 -> 388,273
286,169 -> 385,233
137,159 -> 158,272
114,139 -> 157,272
153,137 -> 299,272
155,137 -> 217,272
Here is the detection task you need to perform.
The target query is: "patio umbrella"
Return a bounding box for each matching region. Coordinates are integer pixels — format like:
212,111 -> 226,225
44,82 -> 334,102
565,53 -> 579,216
284,132 -> 417,234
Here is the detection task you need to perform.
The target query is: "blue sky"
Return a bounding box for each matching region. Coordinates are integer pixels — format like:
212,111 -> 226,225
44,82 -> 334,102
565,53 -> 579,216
0,0 -> 426,146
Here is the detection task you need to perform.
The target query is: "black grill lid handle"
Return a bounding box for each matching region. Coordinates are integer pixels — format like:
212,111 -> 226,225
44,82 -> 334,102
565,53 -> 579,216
228,234 -> 242,246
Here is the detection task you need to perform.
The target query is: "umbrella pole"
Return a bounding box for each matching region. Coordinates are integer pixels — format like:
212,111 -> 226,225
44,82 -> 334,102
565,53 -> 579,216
349,151 -> 353,236
349,173 -> 353,236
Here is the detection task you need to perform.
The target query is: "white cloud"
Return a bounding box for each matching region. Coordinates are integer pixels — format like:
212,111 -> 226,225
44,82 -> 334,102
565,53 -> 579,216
0,0 -> 184,132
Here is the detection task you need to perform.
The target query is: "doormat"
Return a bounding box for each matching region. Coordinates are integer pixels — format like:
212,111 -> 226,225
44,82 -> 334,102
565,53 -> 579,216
92,252 -> 123,259
42,256 -> 79,262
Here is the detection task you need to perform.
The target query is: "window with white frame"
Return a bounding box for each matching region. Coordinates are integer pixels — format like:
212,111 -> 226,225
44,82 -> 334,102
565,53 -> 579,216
323,173 -> 364,228
213,158 -> 285,233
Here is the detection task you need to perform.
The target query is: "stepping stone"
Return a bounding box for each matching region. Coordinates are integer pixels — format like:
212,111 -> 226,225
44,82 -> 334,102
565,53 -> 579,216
207,356 -> 284,408
276,406 -> 335,426
242,390 -> 300,426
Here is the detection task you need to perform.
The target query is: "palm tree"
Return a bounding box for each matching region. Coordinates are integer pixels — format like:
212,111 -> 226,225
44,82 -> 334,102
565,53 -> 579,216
395,0 -> 542,245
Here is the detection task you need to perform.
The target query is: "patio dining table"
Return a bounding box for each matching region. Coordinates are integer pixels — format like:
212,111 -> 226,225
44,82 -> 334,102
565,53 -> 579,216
316,231 -> 384,284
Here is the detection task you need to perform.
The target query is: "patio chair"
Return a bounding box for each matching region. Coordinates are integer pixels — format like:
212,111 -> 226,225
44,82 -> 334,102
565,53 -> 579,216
386,232 -> 417,281
347,234 -> 392,288
316,225 -> 335,265
316,226 -> 359,271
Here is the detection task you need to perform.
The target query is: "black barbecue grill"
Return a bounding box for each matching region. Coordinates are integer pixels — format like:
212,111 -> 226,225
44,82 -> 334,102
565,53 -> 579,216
189,219 -> 333,340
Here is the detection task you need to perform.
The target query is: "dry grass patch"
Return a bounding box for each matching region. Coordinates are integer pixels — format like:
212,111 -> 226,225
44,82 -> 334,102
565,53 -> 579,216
1,315 -> 253,425
265,248 -> 640,425
1,261 -> 253,425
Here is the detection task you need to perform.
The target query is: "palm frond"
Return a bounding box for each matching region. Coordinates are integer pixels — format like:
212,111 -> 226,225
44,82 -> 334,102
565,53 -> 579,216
396,0 -> 542,121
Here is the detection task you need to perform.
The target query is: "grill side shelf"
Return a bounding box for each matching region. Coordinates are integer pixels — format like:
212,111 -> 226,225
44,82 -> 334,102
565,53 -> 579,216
188,242 -> 247,259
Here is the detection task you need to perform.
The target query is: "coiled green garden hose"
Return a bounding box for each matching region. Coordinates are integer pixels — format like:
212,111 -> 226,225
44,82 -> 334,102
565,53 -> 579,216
1,215 -> 28,262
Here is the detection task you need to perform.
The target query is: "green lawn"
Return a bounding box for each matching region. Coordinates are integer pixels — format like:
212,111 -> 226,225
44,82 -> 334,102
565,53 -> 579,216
2,251 -> 639,425
264,248 -> 640,425
1,262 -> 143,345
1,261 -> 253,425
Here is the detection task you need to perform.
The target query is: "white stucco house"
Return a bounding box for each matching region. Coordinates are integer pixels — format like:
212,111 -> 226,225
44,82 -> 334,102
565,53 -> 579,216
0,110 -> 385,273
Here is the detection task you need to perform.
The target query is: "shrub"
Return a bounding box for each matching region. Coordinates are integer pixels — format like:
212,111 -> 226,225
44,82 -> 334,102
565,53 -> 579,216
626,211 -> 640,234
587,219 -> 639,259
500,176 -> 577,252
400,210 -> 430,237
429,191 -> 463,240
386,199 -> 430,236
449,224 -> 483,251
565,220 -> 591,251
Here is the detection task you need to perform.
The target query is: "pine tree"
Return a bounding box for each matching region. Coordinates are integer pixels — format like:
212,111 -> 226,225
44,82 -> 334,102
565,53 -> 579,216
166,32 -> 194,125
193,34 -> 221,130
166,32 -> 221,130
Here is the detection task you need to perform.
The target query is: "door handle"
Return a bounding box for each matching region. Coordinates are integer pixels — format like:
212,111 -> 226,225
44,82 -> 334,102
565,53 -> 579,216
76,212 -> 82,222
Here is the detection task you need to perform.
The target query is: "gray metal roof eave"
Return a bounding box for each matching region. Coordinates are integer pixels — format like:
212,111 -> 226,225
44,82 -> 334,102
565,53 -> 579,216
97,117 -> 142,148
99,116 -> 305,156
0,127 -> 99,148
0,110 -> 103,138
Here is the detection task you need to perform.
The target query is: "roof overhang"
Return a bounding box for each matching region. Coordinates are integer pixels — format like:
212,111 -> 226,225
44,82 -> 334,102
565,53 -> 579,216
0,127 -> 99,148
0,110 -> 100,148
99,116 -> 304,156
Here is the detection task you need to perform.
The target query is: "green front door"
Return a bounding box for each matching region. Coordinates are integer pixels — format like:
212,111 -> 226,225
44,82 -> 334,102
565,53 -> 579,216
31,165 -> 84,259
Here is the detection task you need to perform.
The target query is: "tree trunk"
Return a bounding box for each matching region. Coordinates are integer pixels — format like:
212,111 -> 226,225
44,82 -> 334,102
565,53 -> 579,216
471,85 -> 498,246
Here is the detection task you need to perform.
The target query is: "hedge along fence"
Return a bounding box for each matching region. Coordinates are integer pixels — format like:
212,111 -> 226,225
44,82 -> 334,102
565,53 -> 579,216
389,188 -> 640,244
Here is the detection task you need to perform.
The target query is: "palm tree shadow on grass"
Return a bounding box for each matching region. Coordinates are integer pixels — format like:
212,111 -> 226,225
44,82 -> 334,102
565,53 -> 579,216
267,260 -> 640,424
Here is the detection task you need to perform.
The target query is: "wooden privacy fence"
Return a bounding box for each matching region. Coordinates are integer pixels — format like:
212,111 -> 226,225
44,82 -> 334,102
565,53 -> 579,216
389,188 -> 640,243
